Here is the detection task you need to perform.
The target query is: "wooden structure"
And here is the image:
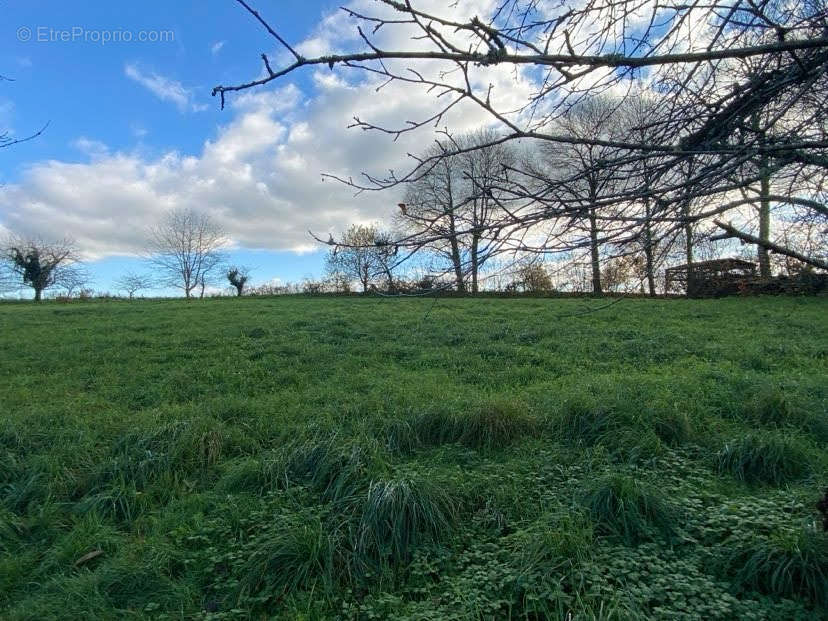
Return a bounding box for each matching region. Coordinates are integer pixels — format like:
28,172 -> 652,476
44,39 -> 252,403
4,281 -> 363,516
664,258 -> 757,297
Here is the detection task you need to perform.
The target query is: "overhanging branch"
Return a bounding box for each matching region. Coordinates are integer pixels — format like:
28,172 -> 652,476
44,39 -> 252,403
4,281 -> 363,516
712,220 -> 828,270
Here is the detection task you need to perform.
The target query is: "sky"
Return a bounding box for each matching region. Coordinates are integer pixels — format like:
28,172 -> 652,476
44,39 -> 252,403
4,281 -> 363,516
0,0 -> 520,296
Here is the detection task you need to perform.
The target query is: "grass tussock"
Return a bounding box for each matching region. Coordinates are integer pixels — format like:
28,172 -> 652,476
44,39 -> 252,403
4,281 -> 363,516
387,399 -> 538,452
652,410 -> 693,447
515,512 -> 595,573
241,512 -> 338,603
580,473 -> 677,544
285,436 -> 389,503
718,529 -> 828,607
743,388 -> 797,427
351,475 -> 457,568
716,433 -> 812,485
555,395 -> 666,460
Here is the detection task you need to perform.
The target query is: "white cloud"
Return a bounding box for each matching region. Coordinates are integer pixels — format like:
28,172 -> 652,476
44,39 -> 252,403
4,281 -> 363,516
1,1 -> 539,261
211,40 -> 226,55
124,64 -> 204,113
72,137 -> 109,159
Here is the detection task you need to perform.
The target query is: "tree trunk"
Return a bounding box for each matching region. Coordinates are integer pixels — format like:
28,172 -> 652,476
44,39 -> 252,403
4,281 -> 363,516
34,287 -> 42,302
384,268 -> 395,293
470,234 -> 480,294
588,208 -> 602,295
758,155 -> 772,278
447,210 -> 464,292
445,170 -> 465,293
643,201 -> 656,297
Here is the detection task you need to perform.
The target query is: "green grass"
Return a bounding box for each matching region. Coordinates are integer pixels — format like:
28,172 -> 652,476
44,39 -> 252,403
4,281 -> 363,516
0,295 -> 826,619
580,473 -> 677,543
716,432 -> 814,485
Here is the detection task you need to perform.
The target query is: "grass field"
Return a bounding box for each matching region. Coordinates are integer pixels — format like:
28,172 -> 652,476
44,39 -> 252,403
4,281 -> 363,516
1,295 -> 826,619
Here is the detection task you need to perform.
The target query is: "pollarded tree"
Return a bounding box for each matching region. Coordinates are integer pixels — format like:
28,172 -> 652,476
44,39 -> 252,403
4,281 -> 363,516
146,208 -> 227,299
227,266 -> 250,297
371,229 -> 400,293
2,236 -> 81,302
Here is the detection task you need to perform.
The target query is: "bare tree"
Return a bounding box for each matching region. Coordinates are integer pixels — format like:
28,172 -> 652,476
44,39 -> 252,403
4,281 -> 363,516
58,264 -> 93,298
530,97 -> 628,295
398,131 -> 516,292
146,208 -> 227,299
513,262 -> 554,293
227,266 -> 251,297
214,1 -> 827,273
372,229 -> 400,293
116,272 -> 154,299
325,224 -> 395,293
1,236 -> 82,302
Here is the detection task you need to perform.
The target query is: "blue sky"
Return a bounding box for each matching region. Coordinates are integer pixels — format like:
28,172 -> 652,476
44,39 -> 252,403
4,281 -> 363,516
1,1 -> 338,165
0,1 -> 367,295
0,1 -> 522,297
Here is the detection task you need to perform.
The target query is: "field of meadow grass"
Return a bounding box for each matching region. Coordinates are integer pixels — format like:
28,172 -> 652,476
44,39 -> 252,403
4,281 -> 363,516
0,295 -> 826,619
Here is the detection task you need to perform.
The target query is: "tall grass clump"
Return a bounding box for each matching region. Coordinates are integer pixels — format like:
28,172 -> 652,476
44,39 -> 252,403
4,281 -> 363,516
240,512 -> 338,604
716,433 -> 812,485
284,435 -> 389,503
557,396 -> 614,447
351,475 -> 457,569
652,410 -> 693,447
515,512 -> 595,573
739,388 -> 828,444
743,388 -> 800,427
580,474 -> 677,544
386,399 -> 537,453
214,454 -> 285,495
555,395 -> 664,461
718,529 -> 828,608
456,400 -> 538,450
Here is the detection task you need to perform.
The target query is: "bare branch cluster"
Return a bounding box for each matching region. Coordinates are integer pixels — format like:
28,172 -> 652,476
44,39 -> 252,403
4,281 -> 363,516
215,0 -> 826,285
145,208 -> 228,299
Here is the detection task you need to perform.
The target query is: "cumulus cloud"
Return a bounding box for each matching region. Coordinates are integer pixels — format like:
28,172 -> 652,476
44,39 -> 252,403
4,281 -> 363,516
124,64 -> 204,113
1,1 -> 539,260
